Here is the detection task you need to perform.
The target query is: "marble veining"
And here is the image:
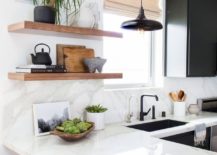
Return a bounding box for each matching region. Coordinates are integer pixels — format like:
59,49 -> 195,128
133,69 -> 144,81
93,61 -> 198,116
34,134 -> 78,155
2,77 -> 217,140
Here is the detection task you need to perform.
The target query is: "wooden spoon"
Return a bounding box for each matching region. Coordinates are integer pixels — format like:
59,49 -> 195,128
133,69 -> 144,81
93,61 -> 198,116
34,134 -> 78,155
171,92 -> 178,102
182,94 -> 186,101
178,90 -> 185,101
169,92 -> 174,102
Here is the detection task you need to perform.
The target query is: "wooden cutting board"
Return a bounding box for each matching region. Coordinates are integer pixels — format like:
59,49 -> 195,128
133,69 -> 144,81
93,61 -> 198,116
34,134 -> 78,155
64,48 -> 95,73
56,44 -> 86,65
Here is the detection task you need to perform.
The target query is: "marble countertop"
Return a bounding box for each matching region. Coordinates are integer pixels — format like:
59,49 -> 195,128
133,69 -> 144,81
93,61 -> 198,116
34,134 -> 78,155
4,112 -> 217,155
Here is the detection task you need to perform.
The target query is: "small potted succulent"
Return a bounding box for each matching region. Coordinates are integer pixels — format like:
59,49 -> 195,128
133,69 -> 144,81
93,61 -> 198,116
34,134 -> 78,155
85,104 -> 108,130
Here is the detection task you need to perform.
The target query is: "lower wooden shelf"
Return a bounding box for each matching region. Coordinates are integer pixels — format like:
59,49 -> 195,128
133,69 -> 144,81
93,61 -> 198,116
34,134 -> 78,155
8,72 -> 123,81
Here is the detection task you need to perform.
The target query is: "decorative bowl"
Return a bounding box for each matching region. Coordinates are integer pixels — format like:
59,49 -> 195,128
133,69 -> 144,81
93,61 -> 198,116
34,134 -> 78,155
83,57 -> 107,73
188,104 -> 200,115
51,122 -> 94,141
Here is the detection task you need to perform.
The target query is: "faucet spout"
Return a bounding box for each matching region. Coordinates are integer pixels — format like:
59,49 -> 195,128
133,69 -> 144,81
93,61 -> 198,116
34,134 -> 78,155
140,95 -> 158,121
126,96 -> 134,123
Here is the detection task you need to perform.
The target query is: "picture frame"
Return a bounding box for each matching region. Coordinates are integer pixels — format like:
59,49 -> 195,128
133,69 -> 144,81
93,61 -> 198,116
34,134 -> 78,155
33,101 -> 71,136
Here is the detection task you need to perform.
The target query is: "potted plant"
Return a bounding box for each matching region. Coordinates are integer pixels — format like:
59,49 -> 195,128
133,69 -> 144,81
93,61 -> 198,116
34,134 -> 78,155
85,104 -> 108,130
33,0 -> 81,25
33,0 -> 56,24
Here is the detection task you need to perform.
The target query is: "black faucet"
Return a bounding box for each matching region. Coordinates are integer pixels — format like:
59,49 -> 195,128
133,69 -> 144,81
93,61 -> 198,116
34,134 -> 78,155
152,105 -> 156,119
140,95 -> 159,121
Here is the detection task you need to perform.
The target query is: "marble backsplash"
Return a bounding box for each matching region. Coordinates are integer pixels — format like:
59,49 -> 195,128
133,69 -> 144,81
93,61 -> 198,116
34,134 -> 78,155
0,80 -> 171,136
2,76 -> 217,140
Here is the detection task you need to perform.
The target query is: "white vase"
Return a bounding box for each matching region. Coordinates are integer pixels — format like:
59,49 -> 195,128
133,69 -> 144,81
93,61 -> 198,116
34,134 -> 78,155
188,104 -> 200,115
173,101 -> 186,117
86,112 -> 105,130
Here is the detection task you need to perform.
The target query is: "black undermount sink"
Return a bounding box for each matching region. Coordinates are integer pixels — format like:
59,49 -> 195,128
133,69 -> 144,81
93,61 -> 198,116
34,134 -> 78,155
127,119 -> 187,132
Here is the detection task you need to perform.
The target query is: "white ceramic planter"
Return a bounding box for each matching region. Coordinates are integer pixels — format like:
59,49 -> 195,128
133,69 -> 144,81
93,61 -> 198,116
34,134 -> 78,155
173,102 -> 186,117
86,112 -> 105,130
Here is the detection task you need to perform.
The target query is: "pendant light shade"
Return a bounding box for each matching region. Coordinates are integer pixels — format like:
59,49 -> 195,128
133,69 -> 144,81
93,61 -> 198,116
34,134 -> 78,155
121,0 -> 163,31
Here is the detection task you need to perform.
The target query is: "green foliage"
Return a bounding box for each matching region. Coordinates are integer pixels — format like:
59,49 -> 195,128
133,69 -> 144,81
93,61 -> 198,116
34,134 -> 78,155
56,126 -> 64,131
76,122 -> 91,132
72,118 -> 82,124
56,118 -> 92,134
64,125 -> 80,134
32,0 -> 82,24
86,104 -> 108,113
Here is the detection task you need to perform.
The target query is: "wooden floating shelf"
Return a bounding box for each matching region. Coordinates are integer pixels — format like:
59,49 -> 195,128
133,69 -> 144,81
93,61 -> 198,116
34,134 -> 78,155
8,21 -> 123,39
8,73 -> 123,81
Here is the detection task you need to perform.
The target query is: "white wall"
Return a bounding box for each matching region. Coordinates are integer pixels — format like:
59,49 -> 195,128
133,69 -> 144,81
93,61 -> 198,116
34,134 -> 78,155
1,1 -> 217,155
0,1 -> 104,154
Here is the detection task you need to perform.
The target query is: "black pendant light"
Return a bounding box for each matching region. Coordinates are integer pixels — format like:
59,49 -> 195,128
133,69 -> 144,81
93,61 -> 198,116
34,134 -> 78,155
121,0 -> 163,31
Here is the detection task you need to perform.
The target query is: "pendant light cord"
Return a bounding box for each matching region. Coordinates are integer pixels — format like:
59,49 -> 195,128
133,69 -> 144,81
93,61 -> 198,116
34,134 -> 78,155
141,0 -> 143,7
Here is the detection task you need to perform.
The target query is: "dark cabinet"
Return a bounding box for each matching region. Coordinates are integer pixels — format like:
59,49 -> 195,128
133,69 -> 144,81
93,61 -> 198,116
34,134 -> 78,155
165,0 -> 217,77
162,128 -> 211,150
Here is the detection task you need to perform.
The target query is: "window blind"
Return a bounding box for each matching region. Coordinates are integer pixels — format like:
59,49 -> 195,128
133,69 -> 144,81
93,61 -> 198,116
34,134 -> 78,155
104,0 -> 162,20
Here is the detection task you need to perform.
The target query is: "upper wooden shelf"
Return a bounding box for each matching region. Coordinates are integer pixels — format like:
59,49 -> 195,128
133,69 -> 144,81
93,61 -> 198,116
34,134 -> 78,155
8,72 -> 123,81
8,21 -> 123,39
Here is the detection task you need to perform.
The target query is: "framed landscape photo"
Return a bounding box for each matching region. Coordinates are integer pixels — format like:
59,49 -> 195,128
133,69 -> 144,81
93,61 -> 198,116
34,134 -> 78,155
33,101 -> 71,136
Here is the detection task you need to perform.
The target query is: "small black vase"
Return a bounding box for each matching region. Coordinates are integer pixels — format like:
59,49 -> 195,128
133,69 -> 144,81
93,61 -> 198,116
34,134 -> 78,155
34,6 -> 56,24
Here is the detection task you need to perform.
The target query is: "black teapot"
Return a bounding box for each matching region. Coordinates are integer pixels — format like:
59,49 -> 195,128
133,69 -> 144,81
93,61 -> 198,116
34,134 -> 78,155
31,43 -> 52,65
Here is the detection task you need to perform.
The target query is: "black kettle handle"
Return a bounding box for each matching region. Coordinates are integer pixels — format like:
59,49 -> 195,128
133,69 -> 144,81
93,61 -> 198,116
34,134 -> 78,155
34,43 -> 50,54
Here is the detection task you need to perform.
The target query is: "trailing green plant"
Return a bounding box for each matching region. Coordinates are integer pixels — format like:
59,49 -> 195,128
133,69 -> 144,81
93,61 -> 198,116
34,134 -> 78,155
64,0 -> 83,25
86,104 -> 108,113
32,0 -> 82,25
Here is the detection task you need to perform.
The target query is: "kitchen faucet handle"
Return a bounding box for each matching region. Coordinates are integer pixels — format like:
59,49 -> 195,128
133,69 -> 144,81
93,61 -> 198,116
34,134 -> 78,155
145,108 -> 151,115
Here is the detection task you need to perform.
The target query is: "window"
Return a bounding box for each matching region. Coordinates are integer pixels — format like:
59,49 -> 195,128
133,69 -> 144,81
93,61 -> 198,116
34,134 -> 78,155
103,13 -> 154,87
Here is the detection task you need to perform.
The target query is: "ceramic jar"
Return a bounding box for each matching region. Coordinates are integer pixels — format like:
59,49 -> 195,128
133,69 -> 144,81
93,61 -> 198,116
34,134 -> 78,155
86,112 -> 105,130
188,104 -> 200,115
173,101 -> 186,117
34,6 -> 56,24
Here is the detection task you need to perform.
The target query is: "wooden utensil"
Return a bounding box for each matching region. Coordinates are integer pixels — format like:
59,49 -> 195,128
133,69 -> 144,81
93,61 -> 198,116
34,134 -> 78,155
169,90 -> 186,102
178,90 -> 185,101
182,94 -> 186,101
171,92 -> 178,102
169,92 -> 175,102
169,92 -> 178,102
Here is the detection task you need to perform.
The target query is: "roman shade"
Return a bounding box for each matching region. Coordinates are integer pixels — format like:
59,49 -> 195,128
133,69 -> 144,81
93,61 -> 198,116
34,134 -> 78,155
104,0 -> 162,20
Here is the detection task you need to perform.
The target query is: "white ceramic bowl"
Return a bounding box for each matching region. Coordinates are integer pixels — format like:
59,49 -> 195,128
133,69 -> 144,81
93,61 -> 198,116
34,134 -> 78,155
188,104 -> 200,115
